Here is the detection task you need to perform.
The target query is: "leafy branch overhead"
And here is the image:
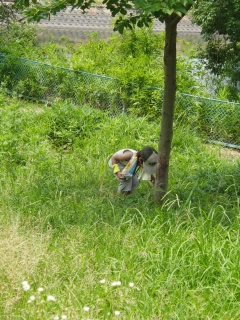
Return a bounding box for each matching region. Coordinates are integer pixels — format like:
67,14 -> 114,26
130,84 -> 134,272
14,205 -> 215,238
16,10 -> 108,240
110,0 -> 195,33
14,0 -> 93,22
15,0 -> 195,31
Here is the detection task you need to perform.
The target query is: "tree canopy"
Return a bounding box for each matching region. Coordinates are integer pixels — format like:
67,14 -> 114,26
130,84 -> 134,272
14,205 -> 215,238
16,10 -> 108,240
14,0 -> 194,33
0,0 -> 16,25
192,0 -> 240,101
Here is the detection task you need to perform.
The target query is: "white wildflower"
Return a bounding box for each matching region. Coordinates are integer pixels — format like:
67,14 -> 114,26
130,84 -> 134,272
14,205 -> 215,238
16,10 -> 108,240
37,287 -> 44,293
114,310 -> 121,316
27,295 -> 35,303
83,306 -> 90,312
53,316 -> 59,320
111,281 -> 121,287
47,295 -> 56,302
61,315 -> 67,320
129,282 -> 134,287
22,281 -> 30,291
99,279 -> 106,284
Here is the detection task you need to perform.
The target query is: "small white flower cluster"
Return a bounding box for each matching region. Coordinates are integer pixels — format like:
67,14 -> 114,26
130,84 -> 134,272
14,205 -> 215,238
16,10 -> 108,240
21,278 -> 135,318
21,281 -> 67,319
22,281 -> 31,291
100,279 -> 134,288
99,279 -> 106,284
47,295 -> 57,302
81,279 -> 135,317
83,306 -> 90,312
83,305 -> 121,316
111,281 -> 122,287
21,281 -> 57,303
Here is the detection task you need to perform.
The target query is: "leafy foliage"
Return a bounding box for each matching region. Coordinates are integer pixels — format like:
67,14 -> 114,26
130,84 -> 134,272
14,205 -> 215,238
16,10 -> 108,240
0,0 -> 17,25
13,0 -> 198,201
192,0 -> 240,101
0,24 -> 201,115
0,92 -> 238,209
1,24 -> 239,147
0,22 -> 40,57
14,0 -> 195,33
47,102 -> 107,149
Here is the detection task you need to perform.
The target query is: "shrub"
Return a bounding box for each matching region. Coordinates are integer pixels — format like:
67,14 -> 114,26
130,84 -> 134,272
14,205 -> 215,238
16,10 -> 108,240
47,102 -> 107,150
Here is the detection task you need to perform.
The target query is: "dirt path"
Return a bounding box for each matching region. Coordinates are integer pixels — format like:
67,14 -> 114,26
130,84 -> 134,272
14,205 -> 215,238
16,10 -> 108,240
208,145 -> 240,161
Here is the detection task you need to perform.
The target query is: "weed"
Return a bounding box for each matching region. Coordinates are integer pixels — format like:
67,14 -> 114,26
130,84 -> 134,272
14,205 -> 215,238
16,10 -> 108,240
0,93 -> 239,319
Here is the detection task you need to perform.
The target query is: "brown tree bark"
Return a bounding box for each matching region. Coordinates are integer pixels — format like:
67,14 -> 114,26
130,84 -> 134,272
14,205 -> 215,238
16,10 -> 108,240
154,14 -> 181,203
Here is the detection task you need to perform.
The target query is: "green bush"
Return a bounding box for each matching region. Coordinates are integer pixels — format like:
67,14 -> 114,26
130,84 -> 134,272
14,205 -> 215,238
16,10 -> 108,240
0,23 -> 239,147
0,23 -> 39,57
47,102 -> 107,150
1,23 -> 201,111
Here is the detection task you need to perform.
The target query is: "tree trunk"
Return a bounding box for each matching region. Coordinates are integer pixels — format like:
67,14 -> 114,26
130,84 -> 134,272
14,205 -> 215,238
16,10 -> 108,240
154,15 -> 180,203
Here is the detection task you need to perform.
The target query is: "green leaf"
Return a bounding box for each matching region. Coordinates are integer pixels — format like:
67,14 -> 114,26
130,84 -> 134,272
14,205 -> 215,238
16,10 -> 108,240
163,8 -> 174,15
120,8 -> 127,15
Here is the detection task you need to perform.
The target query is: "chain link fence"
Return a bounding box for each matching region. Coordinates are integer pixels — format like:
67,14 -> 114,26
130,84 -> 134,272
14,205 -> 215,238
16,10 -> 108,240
0,54 -> 123,112
175,91 -> 240,149
0,53 -> 239,149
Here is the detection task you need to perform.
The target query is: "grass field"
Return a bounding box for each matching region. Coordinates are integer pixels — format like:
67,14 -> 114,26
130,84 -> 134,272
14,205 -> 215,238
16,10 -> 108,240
0,93 -> 239,319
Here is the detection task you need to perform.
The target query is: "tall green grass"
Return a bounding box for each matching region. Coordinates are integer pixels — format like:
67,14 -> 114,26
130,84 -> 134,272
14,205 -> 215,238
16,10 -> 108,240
0,93 -> 239,319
